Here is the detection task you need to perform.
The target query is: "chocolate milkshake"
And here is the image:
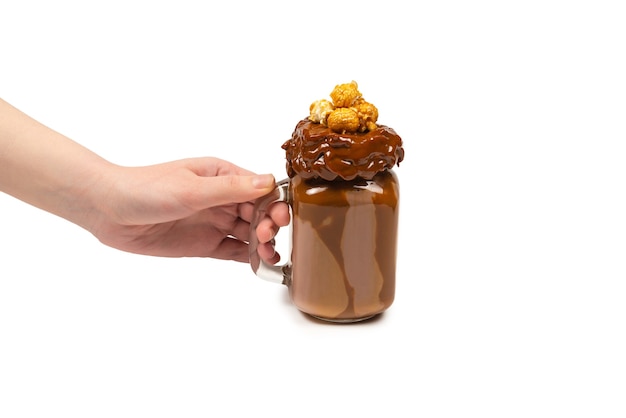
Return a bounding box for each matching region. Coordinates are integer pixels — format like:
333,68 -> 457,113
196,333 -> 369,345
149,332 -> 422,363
281,82 -> 404,322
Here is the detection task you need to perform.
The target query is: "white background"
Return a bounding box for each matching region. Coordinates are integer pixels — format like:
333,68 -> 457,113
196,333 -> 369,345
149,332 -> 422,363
1,1 -> 625,417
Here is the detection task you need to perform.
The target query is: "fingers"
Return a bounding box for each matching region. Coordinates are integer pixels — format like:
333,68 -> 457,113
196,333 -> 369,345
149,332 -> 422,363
220,213 -> 284,264
255,204 -> 290,241
196,173 -> 276,209
257,241 -> 281,264
230,217 -> 252,243
267,202 -> 290,227
216,236 -> 281,264
253,202 -> 290,266
210,237 -> 250,263
238,201 -> 289,225
188,157 -> 256,177
256,217 -> 279,243
213,235 -> 281,264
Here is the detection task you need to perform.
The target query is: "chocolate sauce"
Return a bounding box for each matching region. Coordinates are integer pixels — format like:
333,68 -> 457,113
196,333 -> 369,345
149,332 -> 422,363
282,118 -> 404,181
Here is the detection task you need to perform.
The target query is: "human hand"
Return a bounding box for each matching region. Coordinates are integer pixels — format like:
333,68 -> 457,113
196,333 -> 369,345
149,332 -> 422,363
1,99 -> 290,263
88,157 -> 290,263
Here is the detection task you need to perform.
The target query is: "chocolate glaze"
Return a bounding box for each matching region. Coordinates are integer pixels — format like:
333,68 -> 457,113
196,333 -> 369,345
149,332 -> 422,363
282,118 -> 404,181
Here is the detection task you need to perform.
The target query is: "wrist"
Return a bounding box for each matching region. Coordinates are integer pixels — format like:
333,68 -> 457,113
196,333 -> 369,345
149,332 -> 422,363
69,160 -> 124,233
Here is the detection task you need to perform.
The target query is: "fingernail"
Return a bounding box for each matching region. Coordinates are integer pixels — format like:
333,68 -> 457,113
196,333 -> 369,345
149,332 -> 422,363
252,174 -> 275,189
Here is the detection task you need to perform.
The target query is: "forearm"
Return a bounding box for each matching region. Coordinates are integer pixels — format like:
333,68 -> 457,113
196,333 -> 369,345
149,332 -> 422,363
0,98 -> 115,230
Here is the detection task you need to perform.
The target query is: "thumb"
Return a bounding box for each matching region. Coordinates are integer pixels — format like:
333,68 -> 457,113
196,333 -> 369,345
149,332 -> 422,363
201,174 -> 276,208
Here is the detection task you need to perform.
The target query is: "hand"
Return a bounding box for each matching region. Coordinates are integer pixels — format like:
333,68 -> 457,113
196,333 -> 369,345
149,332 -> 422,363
88,157 -> 290,263
254,200 -> 290,265
1,98 -> 290,264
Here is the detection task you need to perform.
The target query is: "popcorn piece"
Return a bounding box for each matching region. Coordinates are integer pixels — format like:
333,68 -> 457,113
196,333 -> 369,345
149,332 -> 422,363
327,108 -> 360,133
330,81 -> 362,108
309,99 -> 335,125
308,81 -> 379,133
352,100 -> 379,132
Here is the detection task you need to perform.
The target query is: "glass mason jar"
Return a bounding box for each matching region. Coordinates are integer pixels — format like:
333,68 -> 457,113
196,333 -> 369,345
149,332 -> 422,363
249,169 -> 399,323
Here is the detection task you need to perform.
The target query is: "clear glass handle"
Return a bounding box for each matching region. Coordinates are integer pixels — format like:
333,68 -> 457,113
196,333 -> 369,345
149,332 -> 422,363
248,178 -> 291,285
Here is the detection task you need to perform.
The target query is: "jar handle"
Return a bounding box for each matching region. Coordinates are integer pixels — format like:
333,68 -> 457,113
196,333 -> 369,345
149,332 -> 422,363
248,178 -> 291,285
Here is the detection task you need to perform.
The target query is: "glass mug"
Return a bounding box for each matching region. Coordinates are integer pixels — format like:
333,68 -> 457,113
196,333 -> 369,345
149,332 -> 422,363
248,169 -> 400,323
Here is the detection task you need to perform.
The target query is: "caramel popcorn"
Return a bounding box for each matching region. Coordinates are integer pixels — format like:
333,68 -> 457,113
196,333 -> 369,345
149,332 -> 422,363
327,108 -> 360,133
352,100 -> 379,132
308,81 -> 379,134
309,99 -> 334,126
329,81 -> 362,108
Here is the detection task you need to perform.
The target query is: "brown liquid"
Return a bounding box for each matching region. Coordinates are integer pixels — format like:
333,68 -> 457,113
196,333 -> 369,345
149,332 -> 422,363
288,171 -> 399,321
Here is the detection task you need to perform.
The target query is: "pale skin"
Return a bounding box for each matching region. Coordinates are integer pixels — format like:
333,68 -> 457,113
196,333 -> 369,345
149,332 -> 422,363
0,98 -> 289,263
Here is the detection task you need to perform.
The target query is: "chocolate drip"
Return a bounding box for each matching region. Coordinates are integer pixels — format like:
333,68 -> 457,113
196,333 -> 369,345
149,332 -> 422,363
282,118 -> 404,181
288,172 -> 399,321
